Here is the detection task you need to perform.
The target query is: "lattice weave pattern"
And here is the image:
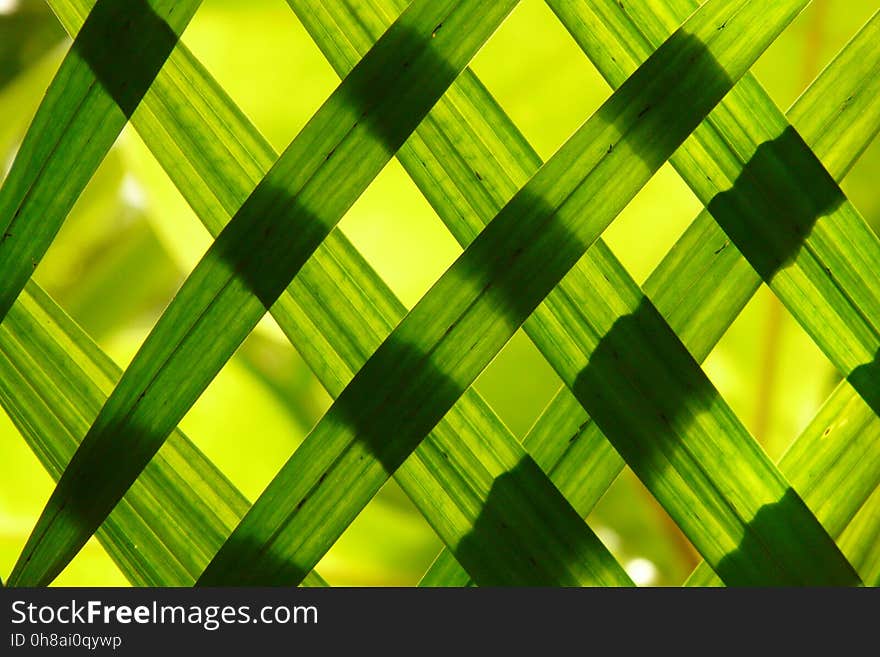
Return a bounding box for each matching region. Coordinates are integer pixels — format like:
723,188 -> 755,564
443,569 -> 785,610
1,0 -> 879,587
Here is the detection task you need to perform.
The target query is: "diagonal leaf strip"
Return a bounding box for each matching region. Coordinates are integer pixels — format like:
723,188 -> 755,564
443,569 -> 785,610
299,0 -> 872,586
687,376 -> 880,585
838,486 -> 880,586
421,4 -> 880,586
31,0 -> 632,587
0,0 -> 200,322
10,0 -> 876,588
31,0 -> 876,588
196,0 -> 855,586
20,0 -> 836,588
549,0 -> 880,418
9,0 -> 523,587
0,281 -> 326,586
547,0 -> 880,583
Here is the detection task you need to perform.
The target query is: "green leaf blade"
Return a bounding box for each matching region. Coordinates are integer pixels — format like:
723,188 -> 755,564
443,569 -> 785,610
0,281 -> 328,586
0,0 -> 200,321
552,0 -> 880,419
9,0 -> 519,587
199,0 -> 827,586
420,5 -> 880,586
42,0 -> 632,587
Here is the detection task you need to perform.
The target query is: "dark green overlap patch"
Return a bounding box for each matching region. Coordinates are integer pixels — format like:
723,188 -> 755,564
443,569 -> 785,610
707,126 -> 845,282
572,297 -> 858,586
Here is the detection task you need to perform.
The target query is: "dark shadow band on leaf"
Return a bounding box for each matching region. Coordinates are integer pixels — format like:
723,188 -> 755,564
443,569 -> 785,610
73,0 -> 182,118
571,297 -> 715,481
207,23 -> 459,311
203,30 -> 742,585
453,456 -> 629,586
706,125 -> 845,282
571,297 -> 858,585
714,488 -> 860,587
10,18 -> 465,587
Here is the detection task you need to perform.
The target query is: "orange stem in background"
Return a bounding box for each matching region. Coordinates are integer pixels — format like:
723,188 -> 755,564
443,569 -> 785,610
752,0 -> 828,445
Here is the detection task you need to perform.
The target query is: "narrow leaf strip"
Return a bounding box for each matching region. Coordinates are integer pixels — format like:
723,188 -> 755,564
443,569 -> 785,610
40,0 -> 631,587
422,7 -> 880,586
199,0 -> 837,586
9,0 -> 520,587
0,281 -> 327,586
549,0 -> 880,420
307,0 -> 871,587
837,485 -> 880,586
551,2 -> 880,588
686,378 -> 880,585
0,0 -> 200,321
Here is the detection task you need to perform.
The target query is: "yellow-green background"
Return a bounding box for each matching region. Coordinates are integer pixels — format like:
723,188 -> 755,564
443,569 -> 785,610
1,0 -> 878,585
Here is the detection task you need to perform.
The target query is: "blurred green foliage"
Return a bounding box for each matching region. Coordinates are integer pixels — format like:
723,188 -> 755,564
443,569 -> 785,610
1,0 -> 878,586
